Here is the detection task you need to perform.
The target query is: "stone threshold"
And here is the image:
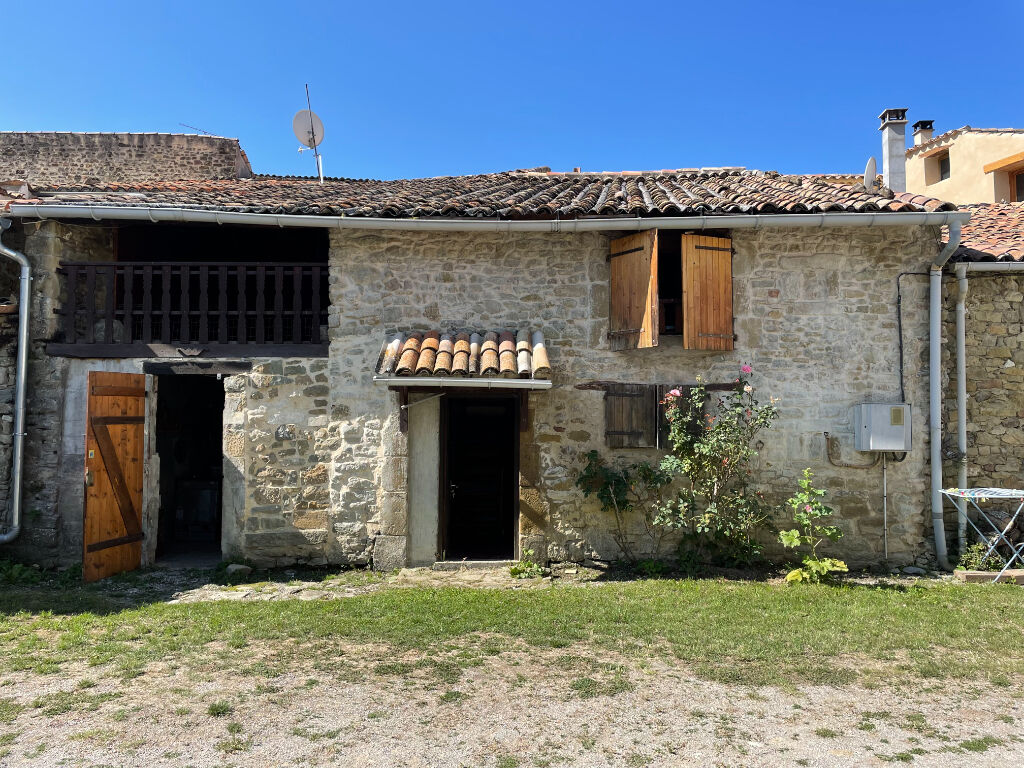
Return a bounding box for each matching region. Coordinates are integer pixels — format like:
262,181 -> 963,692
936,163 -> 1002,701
954,569 -> 1024,584
431,560 -> 515,571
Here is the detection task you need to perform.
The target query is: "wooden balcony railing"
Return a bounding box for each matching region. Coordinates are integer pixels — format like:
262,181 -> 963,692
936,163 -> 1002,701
50,261 -> 329,358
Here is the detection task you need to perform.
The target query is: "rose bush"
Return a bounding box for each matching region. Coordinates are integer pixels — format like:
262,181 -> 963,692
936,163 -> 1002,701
653,367 -> 779,566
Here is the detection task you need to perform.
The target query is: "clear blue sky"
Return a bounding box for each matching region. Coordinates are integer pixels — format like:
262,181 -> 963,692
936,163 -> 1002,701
4,1 -> 1021,180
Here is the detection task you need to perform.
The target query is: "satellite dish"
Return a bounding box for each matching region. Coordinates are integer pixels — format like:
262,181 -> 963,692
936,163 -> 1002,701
863,157 -> 877,191
293,110 -> 324,149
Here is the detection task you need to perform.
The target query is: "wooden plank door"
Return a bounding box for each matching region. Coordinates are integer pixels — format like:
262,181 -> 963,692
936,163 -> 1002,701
83,371 -> 147,582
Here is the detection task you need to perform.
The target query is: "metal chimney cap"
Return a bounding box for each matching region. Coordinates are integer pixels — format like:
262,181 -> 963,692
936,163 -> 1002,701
912,120 -> 934,131
878,108 -> 909,127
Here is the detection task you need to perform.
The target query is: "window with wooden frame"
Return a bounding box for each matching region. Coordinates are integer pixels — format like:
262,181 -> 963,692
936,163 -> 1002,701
607,230 -> 734,351
1012,170 -> 1024,203
604,383 -> 708,449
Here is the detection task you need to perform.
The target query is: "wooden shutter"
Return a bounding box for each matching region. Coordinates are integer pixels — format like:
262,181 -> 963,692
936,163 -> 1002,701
681,234 -> 734,350
604,383 -> 659,448
608,230 -> 659,350
83,371 -> 146,582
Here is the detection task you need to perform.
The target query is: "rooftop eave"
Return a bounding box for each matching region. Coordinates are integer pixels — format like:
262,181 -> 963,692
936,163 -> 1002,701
5,203 -> 971,231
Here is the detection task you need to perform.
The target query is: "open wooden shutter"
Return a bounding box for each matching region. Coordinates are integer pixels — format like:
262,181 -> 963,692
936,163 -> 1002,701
682,234 -> 734,351
83,371 -> 146,582
604,383 -> 659,448
608,230 -> 659,350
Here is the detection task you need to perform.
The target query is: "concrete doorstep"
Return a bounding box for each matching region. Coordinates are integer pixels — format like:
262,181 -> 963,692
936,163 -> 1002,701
431,560 -> 515,571
954,569 -> 1024,584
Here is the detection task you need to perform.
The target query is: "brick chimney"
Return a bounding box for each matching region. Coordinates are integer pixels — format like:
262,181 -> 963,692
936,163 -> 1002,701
912,120 -> 934,146
878,108 -> 908,192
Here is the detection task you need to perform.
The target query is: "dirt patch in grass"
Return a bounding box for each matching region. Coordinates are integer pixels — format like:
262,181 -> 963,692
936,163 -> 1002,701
0,640 -> 1020,767
0,567 -> 1022,765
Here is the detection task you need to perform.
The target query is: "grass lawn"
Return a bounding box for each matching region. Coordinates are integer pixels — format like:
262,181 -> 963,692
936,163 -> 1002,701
1,574 -> 1022,687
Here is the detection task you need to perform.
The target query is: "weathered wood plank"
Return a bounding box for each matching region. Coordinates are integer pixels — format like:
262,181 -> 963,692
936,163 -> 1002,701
608,230 -> 658,350
83,371 -> 145,583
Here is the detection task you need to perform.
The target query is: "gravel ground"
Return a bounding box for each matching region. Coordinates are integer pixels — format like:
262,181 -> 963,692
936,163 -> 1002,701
0,566 -> 1019,767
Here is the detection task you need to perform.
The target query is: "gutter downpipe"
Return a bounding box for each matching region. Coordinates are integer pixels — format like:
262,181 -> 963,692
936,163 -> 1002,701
954,263 -> 968,556
929,220 -> 962,571
0,220 -> 31,544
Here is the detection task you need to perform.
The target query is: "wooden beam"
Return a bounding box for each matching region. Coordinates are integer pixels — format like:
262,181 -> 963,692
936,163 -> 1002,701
142,360 -> 254,376
983,151 -> 1024,174
47,342 -> 329,359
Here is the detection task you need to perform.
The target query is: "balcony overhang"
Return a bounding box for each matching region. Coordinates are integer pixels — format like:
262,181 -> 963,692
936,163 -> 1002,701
983,151 -> 1024,175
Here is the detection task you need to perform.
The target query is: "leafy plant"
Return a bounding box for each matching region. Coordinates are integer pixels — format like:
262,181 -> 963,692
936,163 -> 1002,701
206,701 -> 233,717
0,560 -> 41,585
509,549 -> 543,579
576,452 -> 672,562
653,368 -> 779,566
635,558 -> 671,578
956,541 -> 1001,572
778,469 -> 848,583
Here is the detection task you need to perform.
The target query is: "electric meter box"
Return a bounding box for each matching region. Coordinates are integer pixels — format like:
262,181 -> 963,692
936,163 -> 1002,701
853,403 -> 912,452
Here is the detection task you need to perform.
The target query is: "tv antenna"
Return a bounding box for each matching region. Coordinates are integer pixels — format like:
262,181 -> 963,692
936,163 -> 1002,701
293,84 -> 325,183
179,122 -> 216,136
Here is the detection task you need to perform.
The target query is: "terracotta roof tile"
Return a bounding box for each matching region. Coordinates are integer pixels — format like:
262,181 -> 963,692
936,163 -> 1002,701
378,330 -> 550,380
8,169 -> 956,219
906,126 -> 1024,156
950,203 -> 1024,262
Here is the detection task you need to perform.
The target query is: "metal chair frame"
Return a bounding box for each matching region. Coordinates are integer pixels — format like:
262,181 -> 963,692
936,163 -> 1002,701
942,488 -> 1024,582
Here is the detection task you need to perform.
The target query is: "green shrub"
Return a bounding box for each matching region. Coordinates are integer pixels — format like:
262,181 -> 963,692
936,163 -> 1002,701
778,469 -> 847,584
653,368 -> 779,566
576,453 -> 671,562
955,541 -> 1002,572
509,549 -> 543,579
0,560 -> 41,585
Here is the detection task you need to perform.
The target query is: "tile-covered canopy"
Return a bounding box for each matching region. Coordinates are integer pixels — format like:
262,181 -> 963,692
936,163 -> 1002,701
376,330 -> 551,381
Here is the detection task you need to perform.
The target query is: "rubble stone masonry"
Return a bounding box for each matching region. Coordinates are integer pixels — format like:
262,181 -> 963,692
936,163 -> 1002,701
0,132 -> 251,185
2,221 -> 982,570
326,226 -> 940,569
943,275 -> 1024,516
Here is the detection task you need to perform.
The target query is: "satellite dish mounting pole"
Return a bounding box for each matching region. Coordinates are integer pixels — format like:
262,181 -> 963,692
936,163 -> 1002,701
306,83 -> 323,184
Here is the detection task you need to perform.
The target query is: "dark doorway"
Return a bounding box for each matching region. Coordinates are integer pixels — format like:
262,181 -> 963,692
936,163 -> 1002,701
442,396 -> 518,560
155,375 -> 225,560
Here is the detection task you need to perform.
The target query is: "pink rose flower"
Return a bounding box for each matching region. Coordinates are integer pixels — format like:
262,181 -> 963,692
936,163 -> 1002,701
804,504 -> 812,512
669,389 -> 681,397
741,364 -> 752,374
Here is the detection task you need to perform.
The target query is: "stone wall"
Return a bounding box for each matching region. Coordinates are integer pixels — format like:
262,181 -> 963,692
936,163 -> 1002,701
942,274 -> 1024,554
0,132 -> 252,185
224,357 -> 373,567
327,226 -> 940,569
3,221 -> 117,564
0,220 -> 950,571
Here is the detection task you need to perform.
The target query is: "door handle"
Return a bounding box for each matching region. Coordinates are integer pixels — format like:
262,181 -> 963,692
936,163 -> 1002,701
449,483 -> 458,498
84,469 -> 95,487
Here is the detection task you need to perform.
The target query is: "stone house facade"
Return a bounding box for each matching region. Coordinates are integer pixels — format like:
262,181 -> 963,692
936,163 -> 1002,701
0,141 -> 997,576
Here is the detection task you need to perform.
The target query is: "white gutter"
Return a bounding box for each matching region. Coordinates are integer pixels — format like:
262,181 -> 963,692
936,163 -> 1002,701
958,261 -> 1024,272
928,220 -> 964,571
373,376 -> 552,390
0,220 -> 32,544
7,204 -> 970,232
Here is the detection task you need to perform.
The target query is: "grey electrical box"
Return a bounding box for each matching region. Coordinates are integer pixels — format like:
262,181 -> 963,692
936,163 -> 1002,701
854,403 -> 912,451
